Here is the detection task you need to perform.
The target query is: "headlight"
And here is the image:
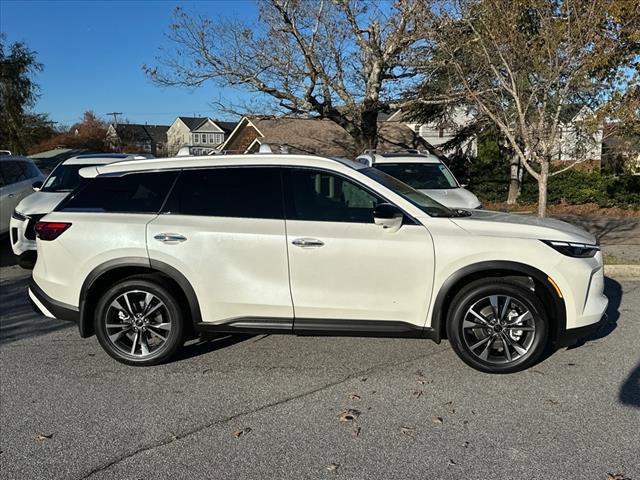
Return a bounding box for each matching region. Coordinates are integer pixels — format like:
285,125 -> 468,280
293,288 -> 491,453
541,240 -> 600,258
12,210 -> 27,221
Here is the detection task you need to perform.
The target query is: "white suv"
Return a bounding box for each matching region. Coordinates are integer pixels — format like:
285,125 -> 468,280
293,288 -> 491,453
355,151 -> 481,209
10,154 -> 151,267
29,154 -> 607,373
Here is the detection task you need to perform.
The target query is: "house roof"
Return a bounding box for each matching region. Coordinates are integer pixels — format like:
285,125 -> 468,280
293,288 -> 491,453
115,124 -> 150,143
178,116 -> 237,133
112,124 -> 169,143
216,121 -> 237,134
144,125 -> 169,144
178,116 -> 209,130
224,116 -> 428,158
249,117 -> 356,157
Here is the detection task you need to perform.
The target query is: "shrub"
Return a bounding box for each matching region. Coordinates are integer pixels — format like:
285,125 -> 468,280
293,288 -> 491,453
469,167 -> 639,209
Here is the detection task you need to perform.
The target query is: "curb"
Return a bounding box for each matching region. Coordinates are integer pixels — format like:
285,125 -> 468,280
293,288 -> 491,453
604,264 -> 640,278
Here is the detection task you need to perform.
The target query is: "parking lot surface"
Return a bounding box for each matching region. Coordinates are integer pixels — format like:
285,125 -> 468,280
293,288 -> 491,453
1,262 -> 639,480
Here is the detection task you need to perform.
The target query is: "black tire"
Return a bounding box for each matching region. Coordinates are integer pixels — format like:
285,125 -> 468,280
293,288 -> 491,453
446,279 -> 549,374
94,275 -> 185,366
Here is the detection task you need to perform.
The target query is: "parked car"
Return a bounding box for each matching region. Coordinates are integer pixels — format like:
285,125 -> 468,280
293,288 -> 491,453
10,153 -> 151,268
29,154 -> 607,373
0,155 -> 45,236
355,151 -> 481,209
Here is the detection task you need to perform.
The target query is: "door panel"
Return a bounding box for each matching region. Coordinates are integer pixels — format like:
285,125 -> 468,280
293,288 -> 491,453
147,215 -> 293,323
286,220 -> 434,326
283,167 -> 435,328
147,166 -> 293,325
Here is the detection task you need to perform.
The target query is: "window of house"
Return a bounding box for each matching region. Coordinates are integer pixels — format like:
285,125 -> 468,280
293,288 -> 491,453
193,133 -> 199,144
164,167 -> 284,219
285,169 -> 381,223
202,135 -> 207,144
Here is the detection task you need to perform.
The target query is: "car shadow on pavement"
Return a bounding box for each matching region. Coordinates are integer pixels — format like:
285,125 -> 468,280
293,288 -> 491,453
0,274 -> 73,345
174,333 -> 256,361
0,235 -> 18,268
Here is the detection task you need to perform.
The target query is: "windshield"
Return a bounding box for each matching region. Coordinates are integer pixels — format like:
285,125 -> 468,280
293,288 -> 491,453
374,162 -> 458,190
41,164 -> 92,192
361,167 -> 456,217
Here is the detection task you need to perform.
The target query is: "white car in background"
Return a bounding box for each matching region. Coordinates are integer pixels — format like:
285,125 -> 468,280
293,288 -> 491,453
1,155 -> 45,235
10,153 -> 150,267
355,151 -> 481,209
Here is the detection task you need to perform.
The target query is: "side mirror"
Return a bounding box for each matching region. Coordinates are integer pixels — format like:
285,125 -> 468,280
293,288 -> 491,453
32,181 -> 43,191
373,203 -> 404,232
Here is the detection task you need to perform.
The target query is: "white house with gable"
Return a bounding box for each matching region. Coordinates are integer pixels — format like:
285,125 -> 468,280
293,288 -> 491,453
166,117 -> 237,156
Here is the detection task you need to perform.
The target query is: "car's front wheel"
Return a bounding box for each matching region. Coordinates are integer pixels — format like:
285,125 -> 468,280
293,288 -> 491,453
94,276 -> 184,366
446,279 -> 549,373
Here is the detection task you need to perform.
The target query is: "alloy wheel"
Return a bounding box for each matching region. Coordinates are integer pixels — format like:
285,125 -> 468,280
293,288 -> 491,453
462,295 -> 537,365
104,290 -> 172,358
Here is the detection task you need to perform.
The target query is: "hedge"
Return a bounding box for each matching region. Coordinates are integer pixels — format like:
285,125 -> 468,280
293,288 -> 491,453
468,169 -> 640,209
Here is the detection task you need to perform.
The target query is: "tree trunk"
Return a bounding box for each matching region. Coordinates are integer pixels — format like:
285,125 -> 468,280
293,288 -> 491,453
359,107 -> 379,154
507,155 -> 522,204
537,160 -> 549,218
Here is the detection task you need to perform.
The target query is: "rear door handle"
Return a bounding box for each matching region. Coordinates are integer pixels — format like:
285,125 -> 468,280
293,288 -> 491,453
292,238 -> 324,248
154,233 -> 187,244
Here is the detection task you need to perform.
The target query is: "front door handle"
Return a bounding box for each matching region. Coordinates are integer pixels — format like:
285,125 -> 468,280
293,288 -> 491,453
292,238 -> 324,248
154,233 -> 187,244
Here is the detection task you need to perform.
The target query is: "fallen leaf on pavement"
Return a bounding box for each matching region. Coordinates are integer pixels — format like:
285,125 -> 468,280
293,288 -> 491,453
338,409 -> 361,422
400,426 -> 416,436
352,426 -> 361,437
432,417 -> 443,424
349,394 -> 361,401
448,459 -> 458,466
35,433 -> 53,442
462,441 -> 470,448
607,473 -> 629,480
327,463 -> 340,474
233,427 -> 252,438
412,390 -> 423,399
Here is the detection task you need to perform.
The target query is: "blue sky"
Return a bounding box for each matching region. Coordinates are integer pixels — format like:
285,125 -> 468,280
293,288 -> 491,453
0,0 -> 258,126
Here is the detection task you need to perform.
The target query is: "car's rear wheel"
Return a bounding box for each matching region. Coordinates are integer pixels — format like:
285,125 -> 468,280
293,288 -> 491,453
94,276 -> 184,366
446,279 -> 549,373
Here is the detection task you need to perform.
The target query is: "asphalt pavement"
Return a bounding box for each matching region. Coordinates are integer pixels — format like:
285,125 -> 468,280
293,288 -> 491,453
1,259 -> 639,480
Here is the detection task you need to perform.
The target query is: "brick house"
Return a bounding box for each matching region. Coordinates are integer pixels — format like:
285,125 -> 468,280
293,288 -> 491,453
221,116 -> 428,157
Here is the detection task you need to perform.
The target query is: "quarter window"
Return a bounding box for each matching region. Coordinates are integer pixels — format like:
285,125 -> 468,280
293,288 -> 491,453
164,167 -> 283,219
285,169 -> 381,223
58,171 -> 178,213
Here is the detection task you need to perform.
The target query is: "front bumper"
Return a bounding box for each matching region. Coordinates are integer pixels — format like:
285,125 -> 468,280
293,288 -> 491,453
28,279 -> 79,323
9,214 -> 39,257
556,312 -> 608,347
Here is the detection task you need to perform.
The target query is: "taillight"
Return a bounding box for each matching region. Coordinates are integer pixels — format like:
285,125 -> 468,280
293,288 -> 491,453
34,222 -> 72,241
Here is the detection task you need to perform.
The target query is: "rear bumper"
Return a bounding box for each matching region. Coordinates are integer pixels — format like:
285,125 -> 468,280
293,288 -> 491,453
28,278 -> 79,323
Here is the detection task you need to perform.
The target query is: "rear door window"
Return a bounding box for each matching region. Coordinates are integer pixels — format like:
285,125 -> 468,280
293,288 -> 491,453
0,161 -> 28,186
163,167 -> 284,219
58,171 -> 178,213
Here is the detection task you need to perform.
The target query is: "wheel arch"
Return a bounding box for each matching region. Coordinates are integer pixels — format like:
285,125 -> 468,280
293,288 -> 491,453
78,257 -> 202,338
429,261 -> 566,343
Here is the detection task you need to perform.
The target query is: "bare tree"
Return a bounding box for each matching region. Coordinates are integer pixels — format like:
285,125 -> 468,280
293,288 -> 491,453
144,0 -> 427,151
407,0 -> 639,216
